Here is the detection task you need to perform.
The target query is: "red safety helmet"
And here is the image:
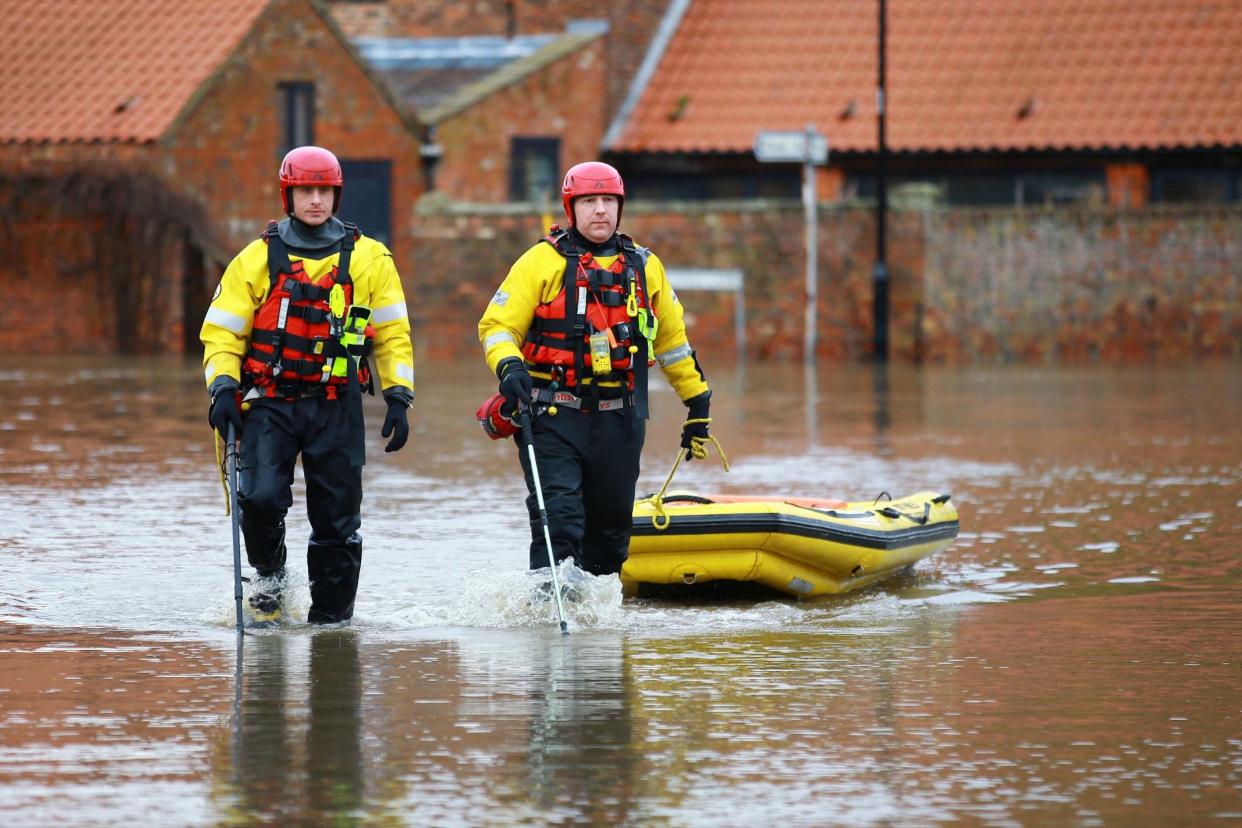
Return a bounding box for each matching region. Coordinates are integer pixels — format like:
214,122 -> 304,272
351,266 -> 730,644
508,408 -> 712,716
561,161 -> 625,226
475,392 -> 519,440
279,146 -> 343,215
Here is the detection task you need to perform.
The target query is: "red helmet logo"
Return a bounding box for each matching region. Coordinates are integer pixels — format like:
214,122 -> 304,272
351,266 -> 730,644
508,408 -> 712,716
279,146 -> 343,214
561,161 -> 625,226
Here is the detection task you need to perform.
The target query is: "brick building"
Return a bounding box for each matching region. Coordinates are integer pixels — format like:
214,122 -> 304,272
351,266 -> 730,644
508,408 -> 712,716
389,0 -> 1240,363
0,0 -> 424,354
2,0 -> 1237,362
328,0 -> 672,205
607,0 -> 1242,209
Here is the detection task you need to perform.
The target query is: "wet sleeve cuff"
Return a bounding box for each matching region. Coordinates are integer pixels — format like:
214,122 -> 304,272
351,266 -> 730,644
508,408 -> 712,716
383,387 -> 414,408
208,375 -> 239,400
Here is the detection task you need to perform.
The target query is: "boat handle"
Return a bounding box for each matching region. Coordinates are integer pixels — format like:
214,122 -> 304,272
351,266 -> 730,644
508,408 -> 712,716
877,504 -> 931,525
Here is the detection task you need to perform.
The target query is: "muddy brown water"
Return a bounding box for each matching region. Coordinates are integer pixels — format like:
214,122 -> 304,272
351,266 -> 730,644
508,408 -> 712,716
1,356 -> 1239,825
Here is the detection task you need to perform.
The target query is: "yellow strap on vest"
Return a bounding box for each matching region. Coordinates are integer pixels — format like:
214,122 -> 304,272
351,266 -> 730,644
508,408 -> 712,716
646,418 -> 730,531
215,431 -> 231,516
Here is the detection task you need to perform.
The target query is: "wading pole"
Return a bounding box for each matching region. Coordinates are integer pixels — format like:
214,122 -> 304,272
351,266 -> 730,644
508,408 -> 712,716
518,406 -> 569,636
226,423 -> 244,634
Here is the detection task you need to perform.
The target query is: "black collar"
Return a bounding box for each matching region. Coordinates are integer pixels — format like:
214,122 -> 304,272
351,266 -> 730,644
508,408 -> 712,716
279,216 -> 348,256
567,227 -> 620,257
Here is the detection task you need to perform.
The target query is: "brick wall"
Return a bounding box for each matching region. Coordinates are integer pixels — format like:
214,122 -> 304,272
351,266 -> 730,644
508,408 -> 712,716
330,0 -> 514,38
922,207 -> 1242,361
4,177 -> 1237,361
331,0 -> 668,38
410,200 -> 1242,364
430,38 -> 607,202
0,170 -> 195,355
408,200 -> 922,363
0,210 -> 117,355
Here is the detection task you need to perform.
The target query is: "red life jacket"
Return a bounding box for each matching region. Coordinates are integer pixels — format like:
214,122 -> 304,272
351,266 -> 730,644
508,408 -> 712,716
242,221 -> 371,401
521,228 -> 653,417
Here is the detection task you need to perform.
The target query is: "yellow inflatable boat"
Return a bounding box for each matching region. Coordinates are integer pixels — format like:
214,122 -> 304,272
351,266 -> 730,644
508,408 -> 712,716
624,491 -> 958,598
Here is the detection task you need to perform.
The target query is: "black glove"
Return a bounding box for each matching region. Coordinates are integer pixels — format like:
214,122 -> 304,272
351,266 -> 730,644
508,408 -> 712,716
497,357 -> 533,411
381,393 -> 410,453
208,380 -> 243,438
680,391 -> 712,460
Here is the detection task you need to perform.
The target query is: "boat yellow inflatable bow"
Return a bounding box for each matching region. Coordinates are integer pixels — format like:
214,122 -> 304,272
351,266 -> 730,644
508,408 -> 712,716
625,491 -> 958,598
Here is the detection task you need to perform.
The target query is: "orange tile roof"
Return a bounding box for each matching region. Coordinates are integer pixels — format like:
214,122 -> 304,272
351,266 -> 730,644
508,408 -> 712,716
0,0 -> 269,143
612,0 -> 1242,154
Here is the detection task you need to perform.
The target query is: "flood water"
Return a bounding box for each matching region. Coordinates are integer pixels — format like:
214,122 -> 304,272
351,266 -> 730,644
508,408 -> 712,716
1,356 -> 1239,826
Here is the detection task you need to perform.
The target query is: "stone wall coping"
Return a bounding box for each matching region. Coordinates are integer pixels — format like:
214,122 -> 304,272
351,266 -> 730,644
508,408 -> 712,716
415,195 -> 1242,219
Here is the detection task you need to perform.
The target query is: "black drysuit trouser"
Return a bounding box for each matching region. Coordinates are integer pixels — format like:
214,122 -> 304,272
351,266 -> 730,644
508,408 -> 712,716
239,395 -> 364,623
517,406 -> 645,576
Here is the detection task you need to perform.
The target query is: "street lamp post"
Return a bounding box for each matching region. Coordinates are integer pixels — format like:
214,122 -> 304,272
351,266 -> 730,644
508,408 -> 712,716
873,0 -> 889,361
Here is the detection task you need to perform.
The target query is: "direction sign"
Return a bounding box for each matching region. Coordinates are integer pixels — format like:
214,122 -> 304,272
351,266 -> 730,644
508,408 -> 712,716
754,129 -> 829,164
753,126 -> 829,362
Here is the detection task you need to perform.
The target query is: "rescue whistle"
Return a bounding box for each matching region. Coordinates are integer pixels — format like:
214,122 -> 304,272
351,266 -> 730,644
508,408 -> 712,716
329,283 -> 346,319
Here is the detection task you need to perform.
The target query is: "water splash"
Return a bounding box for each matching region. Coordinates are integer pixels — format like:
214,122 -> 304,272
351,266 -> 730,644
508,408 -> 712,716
447,560 -> 626,630
199,569 -> 313,629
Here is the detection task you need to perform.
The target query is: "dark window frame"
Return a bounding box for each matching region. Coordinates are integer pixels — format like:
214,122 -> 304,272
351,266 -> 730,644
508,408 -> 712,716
509,136 -> 561,204
278,81 -> 315,154
1152,167 -> 1238,203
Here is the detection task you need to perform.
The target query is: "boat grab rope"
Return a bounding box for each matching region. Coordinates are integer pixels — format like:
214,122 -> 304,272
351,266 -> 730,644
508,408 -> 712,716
648,419 -> 730,530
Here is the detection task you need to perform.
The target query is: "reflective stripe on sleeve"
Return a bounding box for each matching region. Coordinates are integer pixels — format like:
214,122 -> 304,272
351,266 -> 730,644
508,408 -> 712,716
205,365 -> 216,383
204,306 -> 247,334
655,343 -> 693,367
396,362 -> 415,383
372,302 -> 408,325
483,331 -> 518,351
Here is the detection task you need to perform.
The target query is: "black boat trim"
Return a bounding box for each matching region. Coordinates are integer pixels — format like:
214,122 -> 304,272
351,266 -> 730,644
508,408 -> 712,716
630,511 -> 960,551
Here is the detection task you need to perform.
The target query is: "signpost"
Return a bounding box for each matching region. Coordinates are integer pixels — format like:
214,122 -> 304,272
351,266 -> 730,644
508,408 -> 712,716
754,125 -> 828,363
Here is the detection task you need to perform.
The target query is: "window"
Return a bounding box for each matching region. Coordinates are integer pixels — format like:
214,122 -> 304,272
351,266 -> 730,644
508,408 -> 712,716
1153,168 -> 1237,203
338,160 -> 392,247
278,82 -> 315,154
509,137 -> 560,204
1016,173 -> 1104,207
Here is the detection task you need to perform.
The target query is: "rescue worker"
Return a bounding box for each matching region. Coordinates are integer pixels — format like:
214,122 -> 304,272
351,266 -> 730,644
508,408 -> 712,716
202,145 -> 415,624
478,161 -> 712,578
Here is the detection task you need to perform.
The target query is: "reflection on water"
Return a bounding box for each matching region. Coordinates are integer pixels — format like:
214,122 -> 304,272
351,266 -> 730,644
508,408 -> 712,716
523,633 -> 635,825
219,631 -> 366,825
1,356 -> 1240,824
